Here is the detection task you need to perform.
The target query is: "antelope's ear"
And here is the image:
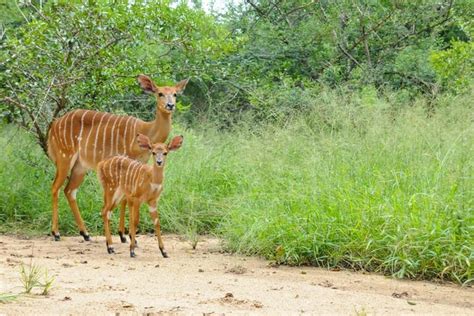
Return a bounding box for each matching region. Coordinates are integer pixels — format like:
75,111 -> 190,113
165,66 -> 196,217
175,78 -> 189,94
136,133 -> 152,150
137,74 -> 157,94
167,135 -> 184,151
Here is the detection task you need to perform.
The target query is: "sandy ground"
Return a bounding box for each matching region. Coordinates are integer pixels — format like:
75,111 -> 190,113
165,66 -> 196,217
0,234 -> 472,315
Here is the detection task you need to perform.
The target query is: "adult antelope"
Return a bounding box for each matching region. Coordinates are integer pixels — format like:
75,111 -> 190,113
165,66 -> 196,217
47,75 -> 189,241
97,134 -> 183,257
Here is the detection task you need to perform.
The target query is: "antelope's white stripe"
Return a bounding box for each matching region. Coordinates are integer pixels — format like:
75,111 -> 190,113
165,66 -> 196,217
124,160 -> 133,192
129,120 -> 139,153
122,116 -> 133,155
129,162 -> 139,192
115,157 -> 120,186
101,114 -> 113,160
133,165 -> 143,193
58,112 -> 70,149
93,113 -> 107,163
77,110 -> 89,152
109,116 -> 120,157
132,163 -> 142,193
68,111 -> 75,151
84,111 -> 100,160
108,156 -> 117,180
130,163 -> 137,192
114,117 -> 122,155
63,112 -> 74,149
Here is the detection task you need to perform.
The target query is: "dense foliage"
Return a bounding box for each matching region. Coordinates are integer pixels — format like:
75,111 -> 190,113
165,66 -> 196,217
1,1 -> 473,138
0,1 -> 472,283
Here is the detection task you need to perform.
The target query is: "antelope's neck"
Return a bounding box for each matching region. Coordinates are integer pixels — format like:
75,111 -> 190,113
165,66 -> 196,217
142,108 -> 172,144
151,164 -> 164,185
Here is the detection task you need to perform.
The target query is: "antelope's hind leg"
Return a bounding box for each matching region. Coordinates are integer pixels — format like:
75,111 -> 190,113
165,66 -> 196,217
51,163 -> 70,241
64,160 -> 90,241
128,199 -> 140,258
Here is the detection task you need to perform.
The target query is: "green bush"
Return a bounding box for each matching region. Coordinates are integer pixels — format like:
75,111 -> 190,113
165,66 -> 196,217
431,41 -> 474,93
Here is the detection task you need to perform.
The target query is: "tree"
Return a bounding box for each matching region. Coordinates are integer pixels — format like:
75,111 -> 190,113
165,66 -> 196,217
0,1 -> 235,154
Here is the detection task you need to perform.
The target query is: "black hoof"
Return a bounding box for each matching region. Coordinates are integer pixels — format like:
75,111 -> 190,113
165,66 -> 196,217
80,231 -> 91,241
119,232 -> 127,243
52,232 -> 60,241
160,249 -> 169,258
107,246 -> 115,254
130,250 -> 136,258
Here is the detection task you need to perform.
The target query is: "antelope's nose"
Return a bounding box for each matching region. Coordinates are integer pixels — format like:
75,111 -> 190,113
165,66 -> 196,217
156,160 -> 163,166
166,103 -> 175,110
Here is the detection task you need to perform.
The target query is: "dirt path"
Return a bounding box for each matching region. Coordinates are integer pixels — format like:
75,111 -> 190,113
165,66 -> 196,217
0,234 -> 472,315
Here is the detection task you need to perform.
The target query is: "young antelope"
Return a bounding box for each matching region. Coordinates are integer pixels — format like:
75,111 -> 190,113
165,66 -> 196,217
97,134 -> 183,257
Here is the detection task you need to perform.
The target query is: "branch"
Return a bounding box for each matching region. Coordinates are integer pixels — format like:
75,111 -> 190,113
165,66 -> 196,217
333,31 -> 361,67
384,71 -> 437,94
376,3 -> 454,53
2,97 -> 48,155
245,0 -> 266,17
71,34 -> 129,68
284,0 -> 317,16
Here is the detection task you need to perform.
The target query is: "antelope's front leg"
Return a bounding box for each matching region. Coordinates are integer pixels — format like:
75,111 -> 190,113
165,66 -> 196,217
148,201 -> 168,258
128,199 -> 139,258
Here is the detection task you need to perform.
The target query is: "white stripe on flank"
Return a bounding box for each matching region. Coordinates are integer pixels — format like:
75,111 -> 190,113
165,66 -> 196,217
56,116 -> 64,149
128,162 -> 138,192
84,111 -> 99,160
57,113 -> 69,149
117,119 -> 123,154
122,116 -> 133,155
109,116 -> 120,157
108,156 -> 116,180
69,110 -> 76,151
135,163 -> 143,192
52,121 -> 61,149
115,156 -> 121,186
129,120 -> 139,153
77,110 -> 89,152
129,163 -> 136,191
124,160 -> 133,192
62,112 -> 72,150
133,165 -> 142,193
101,114 -> 113,160
132,163 -> 141,193
93,113 -> 107,163
114,117 -> 120,155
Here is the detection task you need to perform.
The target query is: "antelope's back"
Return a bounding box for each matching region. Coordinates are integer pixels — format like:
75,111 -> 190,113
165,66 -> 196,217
47,110 -> 141,169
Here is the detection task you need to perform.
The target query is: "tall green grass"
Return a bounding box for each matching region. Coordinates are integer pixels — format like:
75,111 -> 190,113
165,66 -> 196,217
0,90 -> 472,284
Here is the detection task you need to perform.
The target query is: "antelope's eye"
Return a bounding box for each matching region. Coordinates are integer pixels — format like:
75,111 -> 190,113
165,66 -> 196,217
163,152 -> 168,156
158,93 -> 164,97
152,152 -> 156,155
173,93 -> 177,97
